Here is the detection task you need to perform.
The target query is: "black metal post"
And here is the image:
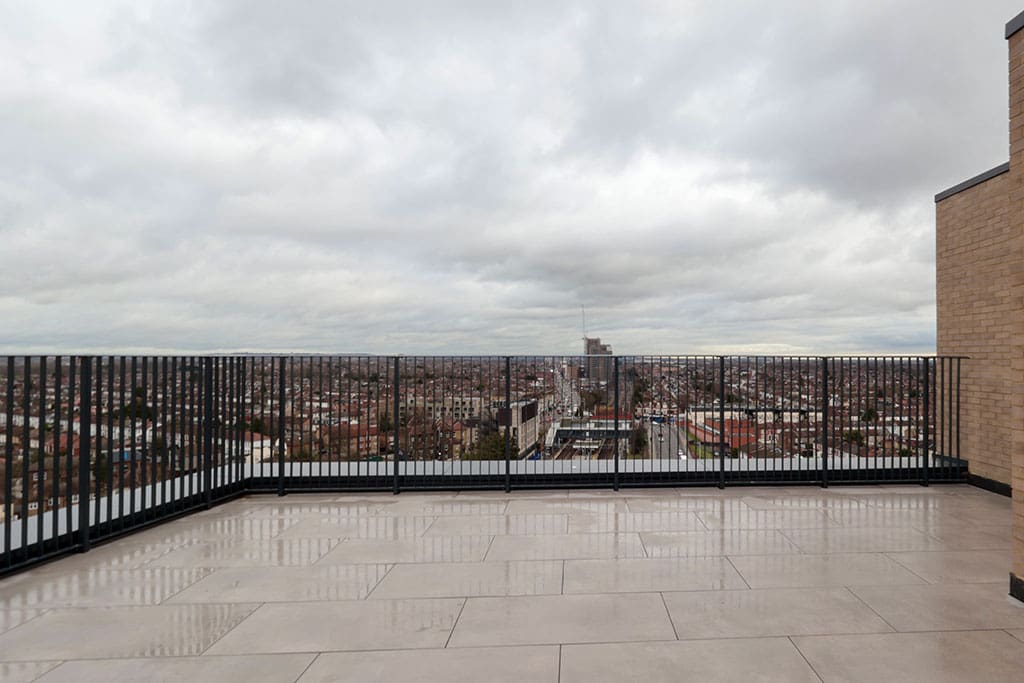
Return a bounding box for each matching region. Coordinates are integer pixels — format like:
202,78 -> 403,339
613,356 -> 620,491
277,357 -> 286,496
504,356 -> 511,493
77,357 -> 92,552
718,356 -> 726,489
955,357 -> 961,467
393,356 -> 400,495
3,359 -> 14,568
820,357 -> 829,488
922,357 -> 930,486
203,357 -> 214,508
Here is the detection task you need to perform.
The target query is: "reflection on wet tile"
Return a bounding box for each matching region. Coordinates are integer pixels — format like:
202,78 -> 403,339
504,499 -> 628,515
794,631 -> 1024,683
317,536 -> 492,564
424,515 -> 569,537
624,497 -> 746,514
0,604 -> 258,660
242,504 -> 364,519
641,530 -> 801,557
0,609 -> 46,635
370,561 -> 562,599
0,568 -> 213,609
485,533 -> 645,561
28,541 -> 196,574
449,593 -> 675,647
562,557 -> 747,594
207,599 -> 463,654
35,654 -> 315,683
567,512 -> 704,534
561,638 -> 820,683
739,495 -> 869,511
378,501 -> 508,517
275,516 -> 435,540
133,517 -> 297,544
697,509 -> 838,530
145,539 -> 341,568
663,587 -> 892,638
0,661 -> 62,683
167,564 -> 391,603
297,646 -> 560,683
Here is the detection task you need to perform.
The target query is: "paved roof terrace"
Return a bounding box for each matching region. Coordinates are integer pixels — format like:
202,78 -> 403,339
0,484 -> 1020,682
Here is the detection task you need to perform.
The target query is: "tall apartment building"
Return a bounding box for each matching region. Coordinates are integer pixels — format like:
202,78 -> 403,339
583,337 -> 613,384
935,9 -> 1024,602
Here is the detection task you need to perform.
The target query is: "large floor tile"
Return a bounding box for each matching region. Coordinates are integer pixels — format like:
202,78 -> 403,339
0,568 -> 212,609
485,533 -> 645,561
780,527 -> 948,553
566,512 -> 705,533
369,561 -> 562,599
562,557 -> 747,594
35,654 -> 315,683
849,583 -> 1024,631
0,604 -> 258,660
316,536 -> 492,564
885,550 -> 1009,584
297,646 -> 559,683
728,553 -> 926,589
794,630 -> 1024,682
663,587 -> 892,638
423,515 -> 569,536
207,599 -> 464,654
561,638 -> 820,683
144,538 -> 341,568
641,530 -> 802,557
166,564 -> 391,603
448,593 -> 675,646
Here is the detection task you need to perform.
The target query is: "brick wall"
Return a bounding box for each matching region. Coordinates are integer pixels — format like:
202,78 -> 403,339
1008,22 -> 1024,587
936,173 -> 1013,486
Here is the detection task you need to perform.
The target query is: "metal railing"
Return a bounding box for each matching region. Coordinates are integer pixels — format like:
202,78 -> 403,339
0,354 -> 964,573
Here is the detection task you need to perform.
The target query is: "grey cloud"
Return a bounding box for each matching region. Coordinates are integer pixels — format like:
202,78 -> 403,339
0,0 -> 1017,355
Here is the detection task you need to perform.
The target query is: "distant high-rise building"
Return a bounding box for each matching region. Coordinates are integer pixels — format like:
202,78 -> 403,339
583,337 -> 612,384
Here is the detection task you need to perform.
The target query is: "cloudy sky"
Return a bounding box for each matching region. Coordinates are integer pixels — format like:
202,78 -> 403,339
1,1 -> 1019,356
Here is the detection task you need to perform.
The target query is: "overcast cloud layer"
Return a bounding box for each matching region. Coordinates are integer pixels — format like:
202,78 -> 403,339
1,1 -> 1019,355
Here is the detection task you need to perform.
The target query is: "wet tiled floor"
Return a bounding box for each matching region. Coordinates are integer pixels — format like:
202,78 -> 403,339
0,484 -> 1021,682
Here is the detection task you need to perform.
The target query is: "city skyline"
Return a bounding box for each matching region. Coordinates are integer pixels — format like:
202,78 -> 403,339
2,2 -> 1022,356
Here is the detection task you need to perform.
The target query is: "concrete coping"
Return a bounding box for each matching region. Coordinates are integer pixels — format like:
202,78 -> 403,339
1007,9 -> 1024,39
934,162 -> 1010,203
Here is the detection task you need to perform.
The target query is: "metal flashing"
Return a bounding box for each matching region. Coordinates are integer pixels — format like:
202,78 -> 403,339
1006,10 -> 1024,39
934,162 -> 1010,202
